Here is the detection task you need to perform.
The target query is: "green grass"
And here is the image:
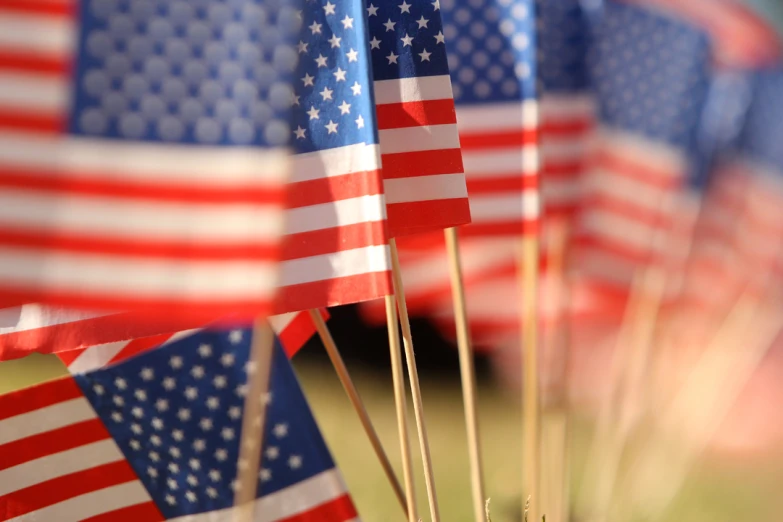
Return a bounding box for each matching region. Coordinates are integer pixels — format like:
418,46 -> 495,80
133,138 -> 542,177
2,354 -> 782,522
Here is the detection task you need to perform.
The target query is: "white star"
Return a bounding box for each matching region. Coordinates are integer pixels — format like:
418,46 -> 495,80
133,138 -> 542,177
150,434 -> 162,446
206,487 -> 218,499
263,392 -> 273,405
325,120 -> 338,133
399,0 -> 411,12
147,466 -> 158,478
190,366 -> 205,379
367,3 -> 378,15
356,114 -> 365,128
419,48 -> 432,61
168,357 -> 183,370
333,67 -> 347,81
266,446 -> 280,459
230,480 -> 240,492
260,468 -> 272,481
229,330 -> 243,344
113,395 -> 124,407
432,0 -> 440,9
131,406 -> 144,418
370,36 -> 381,50
111,411 -> 123,422
387,51 -> 399,64
401,34 -> 413,46
131,423 -> 142,434
288,454 -> 303,469
338,100 -> 351,114
193,439 -> 206,452
155,398 -> 169,412
273,423 -> 289,437
341,15 -> 354,29
244,360 -> 257,374
297,40 -> 308,53
293,125 -> 306,139
383,18 -> 396,31
235,384 -> 248,397
185,490 -> 197,503
292,94 -> 300,106
93,384 -> 104,395
169,446 -> 181,459
309,21 -> 322,34
165,494 -> 176,505
206,396 -> 220,410
187,474 -> 199,486
228,406 -> 242,419
198,344 -> 212,358
167,477 -> 178,490
314,53 -> 328,67
115,377 -> 127,389
162,377 -> 176,390
200,418 -> 213,431
168,462 -> 179,474
134,389 -> 147,401
434,30 -> 445,44
220,353 -> 236,367
221,427 -> 235,441
209,469 -> 221,482
129,439 -> 141,450
307,106 -> 320,120
320,86 -> 334,100
213,375 -> 227,389
189,458 -> 201,470
323,1 -> 336,14
416,15 -> 429,28
152,417 -> 164,430
149,450 -> 160,462
140,368 -> 154,381
328,34 -> 341,48
214,448 -> 228,461
184,386 -> 198,400
346,48 -> 359,61
351,81 -> 362,95
172,429 -> 184,441
177,408 -> 191,421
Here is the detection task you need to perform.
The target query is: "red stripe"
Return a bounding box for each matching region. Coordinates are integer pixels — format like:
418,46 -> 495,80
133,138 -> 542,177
542,161 -> 584,178
279,311 -> 321,358
0,419 -> 107,471
460,128 -> 538,149
108,334 -> 173,365
466,176 -> 538,195
82,502 -> 164,522
282,221 -> 387,261
0,229 -> 279,262
0,109 -> 64,134
0,165 -> 287,205
580,194 -> 674,228
281,493 -> 358,522
0,0 -> 74,17
376,99 -> 457,130
56,347 -> 90,367
386,199 -> 471,237
590,149 -> 683,189
0,51 -> 69,75
461,220 -> 540,237
0,460 -> 138,519
381,148 -> 464,179
540,119 -> 592,137
285,169 -> 383,209
275,271 -> 392,314
0,377 -> 80,421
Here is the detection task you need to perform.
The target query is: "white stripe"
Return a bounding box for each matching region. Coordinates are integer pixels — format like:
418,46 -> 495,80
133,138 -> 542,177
0,304 -> 105,334
285,194 -> 386,235
0,189 -> 284,243
468,193 -> 539,222
0,397 -> 95,446
0,440 -> 123,496
579,211 -> 663,253
379,124 -> 460,154
0,72 -> 68,113
168,469 -> 348,522
542,179 -> 582,205
384,174 -> 468,204
0,248 -> 279,299
268,312 -> 299,333
291,144 -> 381,183
596,126 -> 687,175
373,75 -> 454,104
456,100 -> 539,131
0,12 -> 75,56
582,167 -> 679,211
66,340 -> 129,373
462,147 -> 539,177
0,133 -> 290,187
540,94 -> 595,122
540,137 -> 588,163
279,245 -> 390,286
10,481 -> 152,522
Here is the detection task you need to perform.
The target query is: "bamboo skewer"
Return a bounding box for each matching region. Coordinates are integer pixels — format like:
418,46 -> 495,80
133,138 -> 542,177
233,320 -> 275,522
444,227 -> 487,522
390,237 -> 441,522
308,309 -> 409,517
385,295 -> 420,522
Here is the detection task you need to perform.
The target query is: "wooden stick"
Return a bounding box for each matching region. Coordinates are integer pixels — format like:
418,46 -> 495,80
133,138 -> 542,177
519,234 -> 541,522
233,320 -> 275,522
385,295 -> 419,522
444,227 -> 487,522
390,237 -> 441,522
307,309 -> 409,516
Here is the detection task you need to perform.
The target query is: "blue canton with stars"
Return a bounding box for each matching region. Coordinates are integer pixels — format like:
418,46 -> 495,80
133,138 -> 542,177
75,330 -> 335,518
536,0 -> 590,93
439,0 -> 536,105
586,1 -> 712,150
366,0 -> 450,80
291,0 -> 379,153
69,0 -> 301,147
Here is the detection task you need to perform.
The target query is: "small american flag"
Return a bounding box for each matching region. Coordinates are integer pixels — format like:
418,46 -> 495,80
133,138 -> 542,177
366,0 -> 471,236
0,0 -> 297,320
0,330 -> 360,521
276,0 -> 393,313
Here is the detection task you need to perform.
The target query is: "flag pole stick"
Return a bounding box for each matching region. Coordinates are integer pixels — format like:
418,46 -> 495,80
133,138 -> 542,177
444,226 -> 487,522
233,319 -> 275,522
390,237 -> 442,522
307,309 -> 410,517
384,295 -> 420,522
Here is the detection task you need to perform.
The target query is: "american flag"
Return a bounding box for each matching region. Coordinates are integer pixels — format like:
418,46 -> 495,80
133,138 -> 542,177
366,0 -> 472,237
0,330 -> 360,521
276,0 -> 393,313
0,0 -> 296,320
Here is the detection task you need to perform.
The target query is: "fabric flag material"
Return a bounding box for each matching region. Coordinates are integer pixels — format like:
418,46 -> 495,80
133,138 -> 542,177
277,0 -> 393,313
0,0 -> 296,320
366,0 -> 472,236
0,329 -> 360,521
